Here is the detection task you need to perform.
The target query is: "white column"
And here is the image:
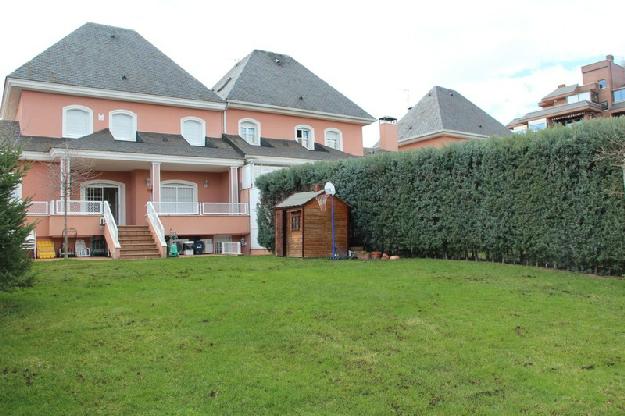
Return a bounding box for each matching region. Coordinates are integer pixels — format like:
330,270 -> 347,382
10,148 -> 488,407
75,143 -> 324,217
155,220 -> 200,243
151,162 -> 161,202
229,166 -> 239,204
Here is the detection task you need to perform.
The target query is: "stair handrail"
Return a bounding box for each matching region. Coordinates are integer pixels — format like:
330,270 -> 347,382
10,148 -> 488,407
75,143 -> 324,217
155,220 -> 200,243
146,201 -> 166,247
103,201 -> 121,249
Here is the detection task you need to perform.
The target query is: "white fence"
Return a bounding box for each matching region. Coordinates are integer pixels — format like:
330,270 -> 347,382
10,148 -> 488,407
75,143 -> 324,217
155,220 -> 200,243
55,200 -> 103,215
26,201 -> 49,216
153,202 -> 249,216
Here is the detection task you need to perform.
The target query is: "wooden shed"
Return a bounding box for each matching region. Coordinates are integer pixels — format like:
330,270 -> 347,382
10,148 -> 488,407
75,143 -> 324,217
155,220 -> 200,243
274,191 -> 350,258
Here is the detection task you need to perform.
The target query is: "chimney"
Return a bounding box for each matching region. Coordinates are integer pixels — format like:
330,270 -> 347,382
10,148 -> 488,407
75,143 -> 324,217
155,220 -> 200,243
378,116 -> 398,152
558,84 -> 566,88
607,54 -> 614,62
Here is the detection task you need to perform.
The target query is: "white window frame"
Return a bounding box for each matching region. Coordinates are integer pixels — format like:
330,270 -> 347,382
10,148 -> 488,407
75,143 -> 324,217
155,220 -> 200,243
160,180 -> 199,215
109,109 -> 137,142
79,179 -> 126,225
324,128 -> 343,151
62,105 -> 93,139
528,118 -> 547,132
180,116 -> 206,146
295,125 -> 315,150
238,118 -> 261,146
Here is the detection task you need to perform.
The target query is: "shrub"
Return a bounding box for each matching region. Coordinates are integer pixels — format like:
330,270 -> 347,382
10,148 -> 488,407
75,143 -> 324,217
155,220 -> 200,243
0,139 -> 34,290
256,118 -> 625,275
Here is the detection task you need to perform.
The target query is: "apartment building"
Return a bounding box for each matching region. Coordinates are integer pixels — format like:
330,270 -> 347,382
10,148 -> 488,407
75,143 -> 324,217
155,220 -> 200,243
508,55 -> 625,132
1,23 -> 374,258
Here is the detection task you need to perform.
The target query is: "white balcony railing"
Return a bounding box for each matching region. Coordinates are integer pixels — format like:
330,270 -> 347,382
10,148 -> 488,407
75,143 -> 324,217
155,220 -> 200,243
218,241 -> 242,255
146,201 -> 166,246
103,201 -> 120,249
26,201 -> 50,216
201,203 -> 249,215
153,202 -> 249,216
55,200 -> 103,215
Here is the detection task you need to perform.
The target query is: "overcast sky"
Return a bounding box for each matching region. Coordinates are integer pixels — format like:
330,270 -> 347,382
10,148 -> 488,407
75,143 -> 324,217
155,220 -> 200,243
1,0 -> 624,146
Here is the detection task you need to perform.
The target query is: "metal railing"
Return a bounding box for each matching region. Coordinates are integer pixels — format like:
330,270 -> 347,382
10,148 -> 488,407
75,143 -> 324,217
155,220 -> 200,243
103,201 -> 120,249
152,202 -> 249,216
146,201 -> 166,246
55,200 -> 103,215
26,201 -> 49,216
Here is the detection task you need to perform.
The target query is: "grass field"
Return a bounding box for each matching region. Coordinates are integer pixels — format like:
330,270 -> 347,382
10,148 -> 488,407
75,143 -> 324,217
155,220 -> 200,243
1,257 -> 624,415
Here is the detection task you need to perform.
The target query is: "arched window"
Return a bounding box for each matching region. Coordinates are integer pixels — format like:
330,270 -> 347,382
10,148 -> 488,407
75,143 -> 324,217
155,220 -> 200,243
62,105 -> 93,138
239,119 -> 260,146
109,110 -> 137,141
160,180 -> 198,214
324,128 -> 342,151
295,125 -> 315,150
181,117 -> 206,146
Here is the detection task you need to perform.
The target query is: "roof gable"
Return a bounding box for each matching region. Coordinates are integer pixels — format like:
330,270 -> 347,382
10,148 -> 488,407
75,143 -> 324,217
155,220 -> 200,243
398,86 -> 511,140
213,50 -> 373,121
10,23 -> 222,103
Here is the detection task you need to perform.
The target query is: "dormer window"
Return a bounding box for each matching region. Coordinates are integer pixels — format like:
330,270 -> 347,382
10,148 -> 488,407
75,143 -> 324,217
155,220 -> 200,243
239,119 -> 260,146
296,126 -> 314,150
110,110 -> 137,141
62,105 -> 93,138
181,117 -> 206,146
324,128 -> 342,151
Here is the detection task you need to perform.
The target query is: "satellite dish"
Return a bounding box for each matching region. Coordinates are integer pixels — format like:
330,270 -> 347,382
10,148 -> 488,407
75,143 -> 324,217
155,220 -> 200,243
324,182 -> 336,196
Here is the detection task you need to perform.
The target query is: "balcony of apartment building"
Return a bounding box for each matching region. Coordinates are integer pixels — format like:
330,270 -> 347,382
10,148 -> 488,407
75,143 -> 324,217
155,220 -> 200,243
610,87 -> 625,117
509,84 -> 604,133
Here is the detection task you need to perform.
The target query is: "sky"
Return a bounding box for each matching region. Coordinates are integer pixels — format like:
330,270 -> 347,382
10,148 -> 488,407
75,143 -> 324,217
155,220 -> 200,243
1,0 -> 624,146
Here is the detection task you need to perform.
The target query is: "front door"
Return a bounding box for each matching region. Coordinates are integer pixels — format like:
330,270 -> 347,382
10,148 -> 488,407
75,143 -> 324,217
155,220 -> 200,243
86,185 -> 120,224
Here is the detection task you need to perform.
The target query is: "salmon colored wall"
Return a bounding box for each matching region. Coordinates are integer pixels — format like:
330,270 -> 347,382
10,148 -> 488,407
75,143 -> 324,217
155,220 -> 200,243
48,216 -> 103,237
22,162 -> 56,201
17,90 -> 224,138
160,216 -> 249,236
399,135 -> 468,151
160,171 -> 230,202
225,109 -> 365,156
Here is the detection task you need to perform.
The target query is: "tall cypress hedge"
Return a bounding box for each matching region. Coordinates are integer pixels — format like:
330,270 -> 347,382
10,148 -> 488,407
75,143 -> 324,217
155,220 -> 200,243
256,118 -> 625,274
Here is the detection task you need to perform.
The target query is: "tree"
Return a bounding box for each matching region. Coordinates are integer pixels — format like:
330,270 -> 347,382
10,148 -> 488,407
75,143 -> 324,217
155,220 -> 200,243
46,147 -> 98,259
0,138 -> 34,290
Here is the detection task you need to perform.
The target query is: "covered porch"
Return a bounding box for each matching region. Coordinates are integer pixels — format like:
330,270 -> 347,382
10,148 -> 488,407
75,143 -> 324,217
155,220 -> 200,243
24,150 -> 250,257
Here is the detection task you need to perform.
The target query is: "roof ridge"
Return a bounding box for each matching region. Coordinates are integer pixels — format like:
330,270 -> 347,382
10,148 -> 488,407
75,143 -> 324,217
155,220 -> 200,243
430,86 -> 446,130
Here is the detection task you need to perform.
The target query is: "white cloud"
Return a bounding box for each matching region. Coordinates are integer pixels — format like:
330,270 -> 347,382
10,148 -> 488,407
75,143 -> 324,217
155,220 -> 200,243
1,0 -> 624,147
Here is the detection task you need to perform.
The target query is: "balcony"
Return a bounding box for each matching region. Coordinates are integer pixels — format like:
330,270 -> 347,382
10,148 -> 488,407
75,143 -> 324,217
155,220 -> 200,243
152,202 -> 249,216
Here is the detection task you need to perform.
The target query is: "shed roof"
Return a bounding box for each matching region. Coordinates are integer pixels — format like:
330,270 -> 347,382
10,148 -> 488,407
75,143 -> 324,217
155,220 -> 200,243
276,191 -> 324,208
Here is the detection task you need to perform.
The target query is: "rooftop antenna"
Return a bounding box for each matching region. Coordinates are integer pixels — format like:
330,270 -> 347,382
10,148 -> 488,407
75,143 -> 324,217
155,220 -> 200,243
324,182 -> 337,258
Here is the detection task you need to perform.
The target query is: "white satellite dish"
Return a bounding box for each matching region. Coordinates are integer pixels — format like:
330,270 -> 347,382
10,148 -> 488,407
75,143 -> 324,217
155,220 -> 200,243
324,181 -> 336,196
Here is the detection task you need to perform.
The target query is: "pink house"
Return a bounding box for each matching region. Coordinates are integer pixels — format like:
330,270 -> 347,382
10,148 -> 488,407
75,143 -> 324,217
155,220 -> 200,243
1,23 -> 374,258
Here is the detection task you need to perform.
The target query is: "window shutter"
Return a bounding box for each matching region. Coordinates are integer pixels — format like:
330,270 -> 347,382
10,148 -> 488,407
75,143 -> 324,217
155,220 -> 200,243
182,120 -> 204,146
111,113 -> 135,141
65,108 -> 91,138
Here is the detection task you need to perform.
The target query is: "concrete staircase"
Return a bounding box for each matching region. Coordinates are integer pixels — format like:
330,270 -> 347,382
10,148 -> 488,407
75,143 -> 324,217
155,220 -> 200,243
118,225 -> 161,259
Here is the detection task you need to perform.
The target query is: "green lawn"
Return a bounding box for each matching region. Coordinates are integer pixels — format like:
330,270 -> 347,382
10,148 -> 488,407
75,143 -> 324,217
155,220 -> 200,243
1,257 -> 624,415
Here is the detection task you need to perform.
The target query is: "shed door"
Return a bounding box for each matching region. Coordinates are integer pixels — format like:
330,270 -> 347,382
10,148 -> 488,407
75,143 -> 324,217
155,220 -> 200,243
275,209 -> 285,256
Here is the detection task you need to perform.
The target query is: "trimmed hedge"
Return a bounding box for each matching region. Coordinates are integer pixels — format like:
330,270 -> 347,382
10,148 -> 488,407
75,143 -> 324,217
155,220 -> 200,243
256,118 -> 625,274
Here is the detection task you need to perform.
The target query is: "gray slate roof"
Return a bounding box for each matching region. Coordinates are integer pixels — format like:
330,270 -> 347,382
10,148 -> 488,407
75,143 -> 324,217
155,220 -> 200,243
223,134 -> 354,161
398,86 -> 511,141
276,191 -> 323,208
0,121 -> 241,160
213,50 -> 373,121
541,84 -> 578,101
10,23 -> 223,103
